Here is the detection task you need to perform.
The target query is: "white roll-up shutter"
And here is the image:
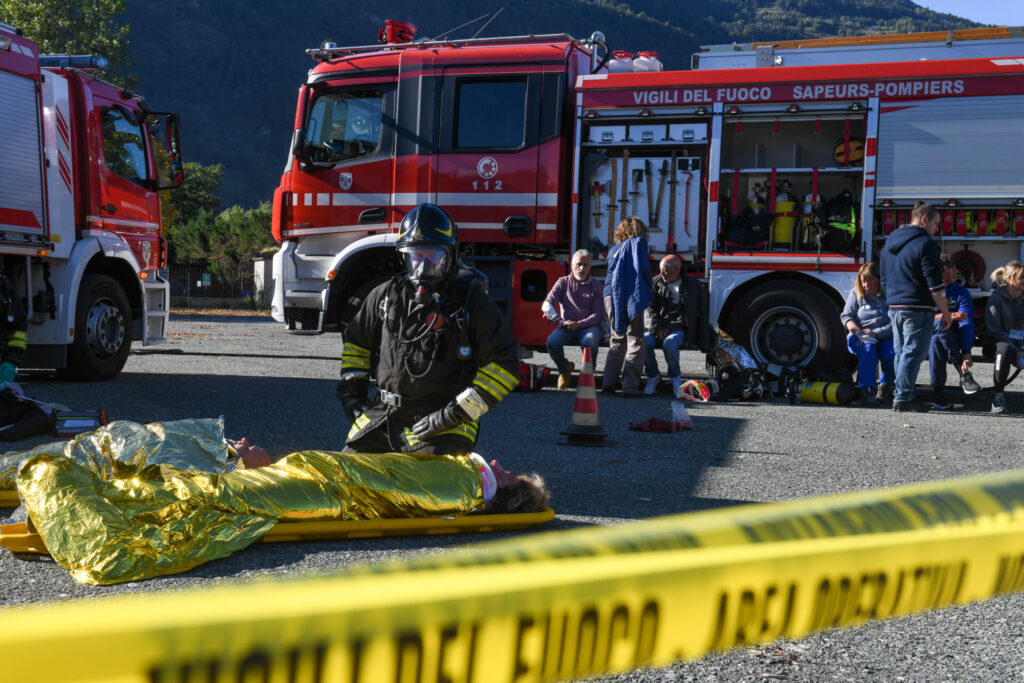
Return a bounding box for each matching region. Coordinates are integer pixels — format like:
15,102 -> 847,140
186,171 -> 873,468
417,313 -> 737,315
876,95 -> 1024,200
0,70 -> 45,231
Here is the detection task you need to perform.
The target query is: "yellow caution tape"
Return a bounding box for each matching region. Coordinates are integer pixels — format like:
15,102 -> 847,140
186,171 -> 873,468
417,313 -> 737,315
1,469 -> 1024,682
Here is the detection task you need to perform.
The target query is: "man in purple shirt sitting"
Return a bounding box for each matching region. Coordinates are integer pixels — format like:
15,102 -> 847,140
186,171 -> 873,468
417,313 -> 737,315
542,249 -> 606,389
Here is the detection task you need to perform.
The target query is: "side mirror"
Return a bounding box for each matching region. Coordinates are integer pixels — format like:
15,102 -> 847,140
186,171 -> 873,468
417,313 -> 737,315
148,111 -> 185,190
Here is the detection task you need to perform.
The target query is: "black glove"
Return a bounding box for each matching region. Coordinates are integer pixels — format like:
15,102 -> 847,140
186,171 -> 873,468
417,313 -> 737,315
410,402 -> 469,440
336,377 -> 372,423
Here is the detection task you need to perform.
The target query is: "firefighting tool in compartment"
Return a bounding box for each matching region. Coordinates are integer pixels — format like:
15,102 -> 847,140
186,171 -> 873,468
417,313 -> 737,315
606,154 -> 618,246
559,346 -> 607,446
653,159 -> 669,231
644,160 -> 659,232
591,181 -> 605,232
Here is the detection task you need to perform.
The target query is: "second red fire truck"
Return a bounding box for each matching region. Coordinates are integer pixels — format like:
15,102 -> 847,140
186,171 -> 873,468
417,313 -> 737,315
1,22 -> 183,380
271,22 -> 1024,371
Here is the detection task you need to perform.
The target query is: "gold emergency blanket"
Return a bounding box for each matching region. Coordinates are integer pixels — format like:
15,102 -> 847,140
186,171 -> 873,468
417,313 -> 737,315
0,418 -> 231,490
17,445 -> 484,585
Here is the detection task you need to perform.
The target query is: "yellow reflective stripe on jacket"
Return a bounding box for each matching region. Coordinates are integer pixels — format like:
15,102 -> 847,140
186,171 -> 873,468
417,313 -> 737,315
346,413 -> 371,441
437,420 -> 478,440
7,331 -> 26,351
472,363 -> 517,402
341,343 -> 371,371
403,420 -> 478,448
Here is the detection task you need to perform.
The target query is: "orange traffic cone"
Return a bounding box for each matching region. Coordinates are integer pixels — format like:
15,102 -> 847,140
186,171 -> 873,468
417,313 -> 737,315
559,346 -> 608,446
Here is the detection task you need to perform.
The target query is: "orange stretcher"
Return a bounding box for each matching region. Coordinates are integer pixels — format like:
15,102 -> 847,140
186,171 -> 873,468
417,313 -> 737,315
0,507 -> 555,555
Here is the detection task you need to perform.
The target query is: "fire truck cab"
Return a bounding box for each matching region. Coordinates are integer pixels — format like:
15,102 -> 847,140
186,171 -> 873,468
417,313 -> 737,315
271,23 -> 600,345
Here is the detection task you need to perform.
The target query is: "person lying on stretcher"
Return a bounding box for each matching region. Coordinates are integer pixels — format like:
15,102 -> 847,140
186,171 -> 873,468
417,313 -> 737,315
15,427 -> 552,584
228,438 -> 549,515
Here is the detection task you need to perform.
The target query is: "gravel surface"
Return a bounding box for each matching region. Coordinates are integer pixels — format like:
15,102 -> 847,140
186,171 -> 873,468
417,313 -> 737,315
1,313 -> 1022,681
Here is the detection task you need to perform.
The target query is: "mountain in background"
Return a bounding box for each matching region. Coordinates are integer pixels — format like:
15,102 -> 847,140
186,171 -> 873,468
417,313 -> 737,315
126,0 -> 978,208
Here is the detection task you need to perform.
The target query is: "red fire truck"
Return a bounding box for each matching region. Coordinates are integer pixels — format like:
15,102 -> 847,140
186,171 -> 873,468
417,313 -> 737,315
0,22 -> 183,380
271,22 -> 1024,370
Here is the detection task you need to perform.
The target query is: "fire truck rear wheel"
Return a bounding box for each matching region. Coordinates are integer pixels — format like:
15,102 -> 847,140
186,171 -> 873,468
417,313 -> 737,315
66,274 -> 132,381
725,280 -> 845,371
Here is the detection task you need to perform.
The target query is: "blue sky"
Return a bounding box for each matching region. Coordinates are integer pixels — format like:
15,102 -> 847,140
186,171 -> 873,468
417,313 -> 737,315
915,1 -> 1024,25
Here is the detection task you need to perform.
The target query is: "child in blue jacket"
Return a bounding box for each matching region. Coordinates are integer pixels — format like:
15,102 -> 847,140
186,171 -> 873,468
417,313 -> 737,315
841,262 -> 895,407
930,253 -> 980,409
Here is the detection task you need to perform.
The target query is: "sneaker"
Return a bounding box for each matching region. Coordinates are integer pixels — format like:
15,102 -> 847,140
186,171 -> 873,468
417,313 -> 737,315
875,384 -> 891,403
992,392 -> 1007,414
671,376 -> 684,396
931,393 -> 952,411
893,400 -> 930,413
860,387 -> 879,407
644,374 -> 662,395
960,371 -> 981,395
557,362 -> 575,391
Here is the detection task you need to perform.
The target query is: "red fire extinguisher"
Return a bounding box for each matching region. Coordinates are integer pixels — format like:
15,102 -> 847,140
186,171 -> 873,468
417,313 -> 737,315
995,210 -> 1009,236
883,211 -> 895,235
955,210 -> 968,236
941,210 -> 954,236
976,210 -> 989,236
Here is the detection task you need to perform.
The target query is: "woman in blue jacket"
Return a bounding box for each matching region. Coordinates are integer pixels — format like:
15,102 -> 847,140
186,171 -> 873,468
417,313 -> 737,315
602,216 -> 653,396
841,262 -> 895,407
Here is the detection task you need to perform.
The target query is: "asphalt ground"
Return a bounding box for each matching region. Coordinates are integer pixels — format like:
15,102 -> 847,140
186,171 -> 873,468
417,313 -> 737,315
1,312 -> 1022,681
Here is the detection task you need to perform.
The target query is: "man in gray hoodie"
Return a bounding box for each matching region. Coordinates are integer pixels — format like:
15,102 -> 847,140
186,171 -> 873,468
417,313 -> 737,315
879,202 -> 951,412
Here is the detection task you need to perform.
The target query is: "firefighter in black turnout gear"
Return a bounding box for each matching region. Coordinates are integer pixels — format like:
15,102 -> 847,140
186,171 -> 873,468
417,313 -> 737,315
337,204 -> 519,455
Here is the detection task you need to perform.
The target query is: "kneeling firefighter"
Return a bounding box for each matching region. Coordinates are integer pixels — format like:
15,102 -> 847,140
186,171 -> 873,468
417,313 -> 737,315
336,203 -> 519,455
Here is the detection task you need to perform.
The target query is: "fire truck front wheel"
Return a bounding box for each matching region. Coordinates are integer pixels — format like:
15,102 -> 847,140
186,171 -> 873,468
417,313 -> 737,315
66,274 -> 132,381
725,280 -> 844,371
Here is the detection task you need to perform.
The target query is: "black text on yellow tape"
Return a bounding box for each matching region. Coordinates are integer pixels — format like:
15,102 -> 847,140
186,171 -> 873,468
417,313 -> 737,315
2,522 -> 1024,682
6,470 -> 1024,681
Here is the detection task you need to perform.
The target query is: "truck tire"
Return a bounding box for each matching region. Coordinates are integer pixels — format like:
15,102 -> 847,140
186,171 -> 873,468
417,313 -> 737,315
66,274 -> 132,381
724,280 -> 845,371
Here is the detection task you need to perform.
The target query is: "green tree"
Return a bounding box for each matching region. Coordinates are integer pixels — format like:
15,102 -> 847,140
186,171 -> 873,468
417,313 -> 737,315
0,0 -> 132,81
205,203 -> 275,282
165,162 -> 223,227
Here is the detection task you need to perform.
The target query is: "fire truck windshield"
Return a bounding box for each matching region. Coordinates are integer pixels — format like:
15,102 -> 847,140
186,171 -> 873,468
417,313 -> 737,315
303,90 -> 382,164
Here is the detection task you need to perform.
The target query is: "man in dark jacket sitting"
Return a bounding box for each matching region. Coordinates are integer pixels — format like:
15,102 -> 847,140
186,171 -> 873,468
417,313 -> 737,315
879,201 -> 951,412
643,254 -> 698,395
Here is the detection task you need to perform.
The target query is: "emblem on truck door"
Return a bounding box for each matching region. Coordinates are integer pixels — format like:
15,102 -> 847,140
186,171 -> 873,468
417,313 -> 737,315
338,172 -> 353,191
477,157 -> 498,179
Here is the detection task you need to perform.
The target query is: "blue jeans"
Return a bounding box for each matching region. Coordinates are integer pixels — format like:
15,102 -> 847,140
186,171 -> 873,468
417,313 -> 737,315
928,321 -> 961,390
546,325 -> 603,375
888,309 -> 935,403
644,330 -> 685,378
846,333 -> 895,390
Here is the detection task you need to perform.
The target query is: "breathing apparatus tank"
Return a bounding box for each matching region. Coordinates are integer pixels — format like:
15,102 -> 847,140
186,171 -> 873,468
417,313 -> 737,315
797,381 -> 857,405
747,182 -> 766,215
772,179 -> 799,246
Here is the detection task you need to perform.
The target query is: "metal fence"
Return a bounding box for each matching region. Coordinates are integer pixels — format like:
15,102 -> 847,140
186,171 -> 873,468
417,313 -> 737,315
167,264 -> 257,300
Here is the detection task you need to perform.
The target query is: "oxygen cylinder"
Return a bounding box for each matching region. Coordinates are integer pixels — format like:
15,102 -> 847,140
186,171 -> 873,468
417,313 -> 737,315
772,180 -> 798,246
797,381 -> 857,405
748,182 -> 766,215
